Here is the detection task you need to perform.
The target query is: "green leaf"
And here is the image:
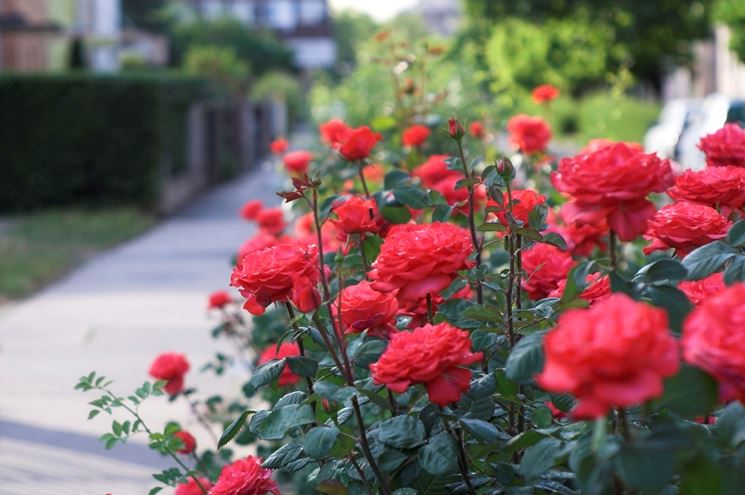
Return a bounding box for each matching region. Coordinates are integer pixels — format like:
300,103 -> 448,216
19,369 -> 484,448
635,259 -> 688,283
550,393 -> 575,413
148,487 -> 163,495
505,332 -> 545,383
726,219 -> 745,247
286,356 -> 318,378
219,409 -> 254,449
432,204 -> 454,222
353,339 -> 387,368
362,235 -> 383,262
394,186 -> 430,209
658,365 -> 718,418
724,256 -> 745,285
378,415 -> 426,449
256,404 -> 315,440
680,454 -> 723,495
609,271 -> 635,297
645,285 -> 693,334
381,205 -> 412,224
682,241 -> 737,280
716,402 -> 745,448
477,222 -> 507,232
263,442 -> 305,469
384,169 -> 412,189
561,262 -> 591,302
303,425 -> 340,460
542,232 -> 567,250
518,437 -> 562,479
250,358 -> 286,388
615,446 -> 675,493
458,417 -> 499,444
419,431 -> 458,475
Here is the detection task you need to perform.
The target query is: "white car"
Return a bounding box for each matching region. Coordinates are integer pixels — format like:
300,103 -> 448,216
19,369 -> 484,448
644,99 -> 700,160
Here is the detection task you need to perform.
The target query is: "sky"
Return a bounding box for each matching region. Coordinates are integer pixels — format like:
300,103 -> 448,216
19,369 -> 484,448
328,0 -> 419,21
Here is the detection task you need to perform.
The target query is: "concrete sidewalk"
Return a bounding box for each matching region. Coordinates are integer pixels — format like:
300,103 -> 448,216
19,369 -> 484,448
0,164 -> 284,494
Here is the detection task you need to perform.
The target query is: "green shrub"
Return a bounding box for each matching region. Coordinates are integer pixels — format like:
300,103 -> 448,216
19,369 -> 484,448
0,72 -> 206,211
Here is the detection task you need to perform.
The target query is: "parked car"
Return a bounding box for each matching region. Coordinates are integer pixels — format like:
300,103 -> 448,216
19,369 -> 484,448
643,98 -> 701,160
676,94 -> 745,170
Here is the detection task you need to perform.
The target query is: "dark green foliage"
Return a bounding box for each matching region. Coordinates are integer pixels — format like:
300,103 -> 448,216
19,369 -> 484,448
0,73 -> 206,211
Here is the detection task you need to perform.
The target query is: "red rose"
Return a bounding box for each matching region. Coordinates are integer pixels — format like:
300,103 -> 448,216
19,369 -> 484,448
282,150 -> 313,175
175,477 -> 213,495
698,123 -> 745,168
531,84 -> 560,104
537,293 -> 679,419
208,290 -> 233,309
667,166 -> 745,210
209,455 -> 280,495
256,208 -> 286,236
521,243 -> 574,300
369,222 -> 473,303
678,272 -> 726,305
682,283 -> 745,403
549,272 -> 611,305
643,202 -> 730,258
174,430 -> 196,455
339,126 -> 382,161
269,138 -> 288,155
469,121 -> 486,139
413,155 -> 456,185
240,200 -> 263,220
230,244 -> 320,315
552,143 -> 673,241
370,322 -> 483,406
551,205 -> 609,256
334,280 -> 399,337
330,196 -> 380,234
486,188 -> 546,232
237,232 -> 291,259
506,114 -> 552,154
428,174 -> 487,210
402,124 -> 431,147
579,138 -> 642,154
447,118 -> 465,139
319,118 -> 350,148
149,353 -> 190,395
363,163 -> 385,182
257,342 -> 301,387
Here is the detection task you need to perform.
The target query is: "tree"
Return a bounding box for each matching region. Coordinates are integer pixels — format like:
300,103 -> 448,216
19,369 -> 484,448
714,0 -> 745,63
331,10 -> 379,78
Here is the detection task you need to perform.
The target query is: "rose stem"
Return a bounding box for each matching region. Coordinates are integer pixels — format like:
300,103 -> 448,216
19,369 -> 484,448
609,230 -> 617,270
441,409 -> 477,495
426,293 -> 434,324
455,139 -> 483,304
284,302 -> 316,403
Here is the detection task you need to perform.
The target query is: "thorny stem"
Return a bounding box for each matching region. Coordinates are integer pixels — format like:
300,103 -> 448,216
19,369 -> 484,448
284,303 -> 317,406
455,139 -> 483,304
103,389 -> 209,495
185,398 -> 218,447
442,410 -> 477,495
358,162 -> 371,197
348,454 -> 374,494
609,230 -> 618,270
352,395 -> 392,495
387,389 -> 398,416
426,293 -> 435,324
358,234 -> 371,275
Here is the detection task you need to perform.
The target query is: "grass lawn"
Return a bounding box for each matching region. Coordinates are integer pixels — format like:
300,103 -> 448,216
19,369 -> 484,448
0,208 -> 155,303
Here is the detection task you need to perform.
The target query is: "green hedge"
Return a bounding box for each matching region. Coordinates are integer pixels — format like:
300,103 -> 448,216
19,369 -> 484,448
0,72 -> 207,211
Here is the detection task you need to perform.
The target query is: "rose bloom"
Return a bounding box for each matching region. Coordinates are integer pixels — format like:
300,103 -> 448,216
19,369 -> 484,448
469,121 -> 486,139
255,207 -> 286,236
643,202 -> 730,258
319,118 -> 349,148
412,155 -> 485,210
369,222 -> 473,303
402,124 -> 431,147
230,243 -> 320,315
698,123 -> 745,168
447,117 -> 465,139
334,280 -> 399,337
269,138 -> 288,155
208,290 -> 233,309
667,166 -> 745,210
174,430 -> 196,455
486,188 -> 546,232
506,114 -> 552,154
370,322 -> 483,406
175,477 -> 213,495
552,143 -> 673,241
678,272 -> 726,305
210,455 -> 280,495
339,126 -> 382,161
240,199 -> 263,220
521,243 -> 574,300
330,196 -> 380,234
238,231 -> 293,259
552,204 -> 609,256
682,283 -> 745,403
257,342 -> 301,387
149,353 -> 190,395
531,83 -> 560,104
282,150 -> 313,175
399,284 -> 472,328
579,138 -> 642,154
429,174 -> 487,210
537,293 -> 680,419
548,272 -> 611,305
363,163 -> 385,183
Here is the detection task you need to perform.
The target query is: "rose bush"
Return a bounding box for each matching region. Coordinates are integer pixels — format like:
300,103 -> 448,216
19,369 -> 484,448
76,42 -> 745,495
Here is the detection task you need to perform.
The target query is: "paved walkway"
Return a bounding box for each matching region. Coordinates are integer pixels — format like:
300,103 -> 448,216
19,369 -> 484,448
0,164 -> 284,494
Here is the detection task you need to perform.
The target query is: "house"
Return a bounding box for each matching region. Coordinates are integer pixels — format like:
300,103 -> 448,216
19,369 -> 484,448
184,0 -> 336,69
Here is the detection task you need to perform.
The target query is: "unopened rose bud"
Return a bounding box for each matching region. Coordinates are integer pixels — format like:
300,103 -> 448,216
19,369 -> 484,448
447,118 -> 465,141
497,157 -> 514,178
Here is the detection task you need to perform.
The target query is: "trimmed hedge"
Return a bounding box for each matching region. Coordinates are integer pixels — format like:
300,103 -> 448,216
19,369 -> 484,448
0,72 -> 207,211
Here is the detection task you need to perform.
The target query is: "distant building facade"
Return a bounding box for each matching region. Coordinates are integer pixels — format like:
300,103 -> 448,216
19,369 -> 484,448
405,0 -> 462,36
185,0 -> 336,69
